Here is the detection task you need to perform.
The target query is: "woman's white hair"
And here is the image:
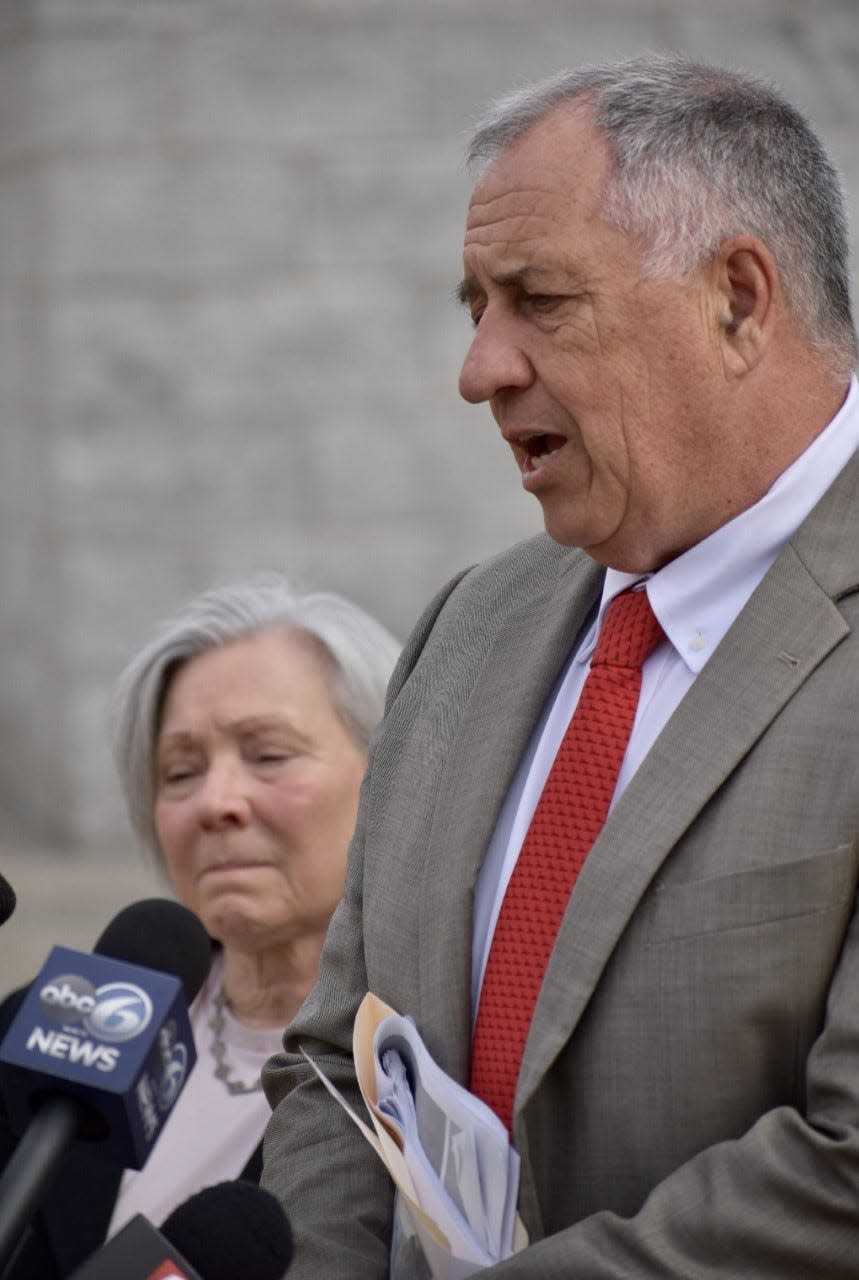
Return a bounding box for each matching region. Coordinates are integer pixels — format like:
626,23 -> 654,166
111,575 -> 401,861
467,53 -> 856,376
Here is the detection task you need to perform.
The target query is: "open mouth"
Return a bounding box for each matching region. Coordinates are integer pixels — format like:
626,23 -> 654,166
520,432 -> 566,472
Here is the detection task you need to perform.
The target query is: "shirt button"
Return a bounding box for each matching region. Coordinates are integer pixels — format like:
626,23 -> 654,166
689,632 -> 707,652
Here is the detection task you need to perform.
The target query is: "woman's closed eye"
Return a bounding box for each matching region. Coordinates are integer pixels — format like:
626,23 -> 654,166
159,758 -> 204,787
245,738 -> 300,767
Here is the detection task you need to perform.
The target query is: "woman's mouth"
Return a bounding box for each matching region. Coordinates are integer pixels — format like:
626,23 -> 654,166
203,859 -> 268,876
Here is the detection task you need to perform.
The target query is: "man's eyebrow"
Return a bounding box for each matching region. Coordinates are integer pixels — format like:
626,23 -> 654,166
454,276 -> 480,309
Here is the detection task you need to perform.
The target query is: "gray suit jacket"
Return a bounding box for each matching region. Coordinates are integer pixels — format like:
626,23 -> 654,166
262,447 -> 859,1277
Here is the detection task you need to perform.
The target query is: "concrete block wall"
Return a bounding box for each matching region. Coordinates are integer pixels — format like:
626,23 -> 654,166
1,0 -> 858,854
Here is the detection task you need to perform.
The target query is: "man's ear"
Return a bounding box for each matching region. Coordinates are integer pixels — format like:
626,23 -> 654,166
713,235 -> 778,373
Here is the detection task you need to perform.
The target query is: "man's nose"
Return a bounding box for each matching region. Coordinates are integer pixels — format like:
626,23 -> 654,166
458,310 -> 534,404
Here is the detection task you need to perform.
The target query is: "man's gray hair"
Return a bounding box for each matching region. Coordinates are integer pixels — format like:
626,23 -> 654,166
468,53 -> 856,374
112,575 -> 401,861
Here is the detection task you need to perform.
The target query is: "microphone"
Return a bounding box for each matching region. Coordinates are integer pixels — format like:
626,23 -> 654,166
0,877 -> 15,928
92,900 -> 210,1007
0,899 -> 211,1274
68,1181 -> 293,1279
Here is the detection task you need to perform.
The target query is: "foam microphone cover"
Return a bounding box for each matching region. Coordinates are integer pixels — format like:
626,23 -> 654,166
0,898 -> 210,1169
94,898 -> 212,1004
161,1181 -> 293,1280
0,874 -> 16,927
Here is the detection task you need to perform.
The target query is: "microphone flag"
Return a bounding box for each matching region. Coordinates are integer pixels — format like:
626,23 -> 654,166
0,944 -> 196,1169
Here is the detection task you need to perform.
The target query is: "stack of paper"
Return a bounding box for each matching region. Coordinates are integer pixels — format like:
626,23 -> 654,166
302,993 -> 527,1279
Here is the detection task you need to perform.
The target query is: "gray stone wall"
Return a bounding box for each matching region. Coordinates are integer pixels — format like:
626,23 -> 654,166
2,0 -> 858,853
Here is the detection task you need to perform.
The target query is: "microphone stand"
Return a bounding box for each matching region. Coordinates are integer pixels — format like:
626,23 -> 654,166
0,1096 -> 84,1276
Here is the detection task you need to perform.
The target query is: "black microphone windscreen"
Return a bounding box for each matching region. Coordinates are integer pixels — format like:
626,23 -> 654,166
0,874 -> 16,927
93,898 -> 212,1005
161,1181 -> 293,1280
0,989 -> 27,1043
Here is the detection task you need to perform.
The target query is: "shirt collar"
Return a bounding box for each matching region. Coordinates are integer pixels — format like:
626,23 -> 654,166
584,375 -> 859,673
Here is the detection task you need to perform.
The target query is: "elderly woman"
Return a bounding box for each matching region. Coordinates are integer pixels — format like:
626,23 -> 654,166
1,576 -> 400,1277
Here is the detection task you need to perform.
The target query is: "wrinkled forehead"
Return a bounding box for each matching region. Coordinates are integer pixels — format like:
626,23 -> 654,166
461,110 -> 614,291
464,103 -> 611,242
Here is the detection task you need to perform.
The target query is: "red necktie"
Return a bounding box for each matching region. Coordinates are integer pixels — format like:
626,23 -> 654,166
469,588 -> 664,1132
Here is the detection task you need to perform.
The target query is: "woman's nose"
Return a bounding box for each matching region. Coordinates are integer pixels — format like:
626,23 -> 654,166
197,760 -> 252,829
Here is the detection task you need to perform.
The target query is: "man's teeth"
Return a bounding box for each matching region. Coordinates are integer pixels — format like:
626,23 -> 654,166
518,434 -> 562,472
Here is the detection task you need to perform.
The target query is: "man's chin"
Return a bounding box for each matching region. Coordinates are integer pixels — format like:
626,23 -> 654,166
540,510 -> 615,557
542,515 -> 657,574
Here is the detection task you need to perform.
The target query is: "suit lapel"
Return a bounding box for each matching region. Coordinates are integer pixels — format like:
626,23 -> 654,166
417,552 -> 604,1081
516,531 -> 855,1121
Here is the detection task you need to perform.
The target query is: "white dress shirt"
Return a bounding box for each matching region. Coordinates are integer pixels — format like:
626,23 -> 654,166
472,376 -> 859,1020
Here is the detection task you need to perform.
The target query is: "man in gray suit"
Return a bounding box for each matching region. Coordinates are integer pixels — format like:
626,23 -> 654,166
261,55 -> 859,1276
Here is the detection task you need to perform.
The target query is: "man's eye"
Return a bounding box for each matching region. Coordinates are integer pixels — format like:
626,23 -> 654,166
525,293 -> 558,312
469,307 -> 485,328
